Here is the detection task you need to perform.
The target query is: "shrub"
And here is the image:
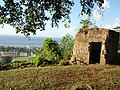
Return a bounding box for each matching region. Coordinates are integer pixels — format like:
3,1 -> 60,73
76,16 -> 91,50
59,60 -> 70,66
33,38 -> 62,67
11,61 -> 22,68
33,54 -> 45,67
42,38 -> 61,63
1,56 -> 13,64
59,34 -> 74,60
33,53 -> 54,67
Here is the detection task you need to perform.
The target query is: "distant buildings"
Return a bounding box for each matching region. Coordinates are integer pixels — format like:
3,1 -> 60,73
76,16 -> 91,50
0,46 -> 40,57
0,51 -> 17,57
0,51 -> 35,57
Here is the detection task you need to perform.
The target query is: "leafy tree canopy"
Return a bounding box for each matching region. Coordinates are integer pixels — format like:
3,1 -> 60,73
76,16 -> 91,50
42,38 -> 61,63
80,19 -> 92,28
113,26 -> 120,32
80,18 -> 98,29
0,0 -> 104,36
60,34 -> 74,60
113,26 -> 120,30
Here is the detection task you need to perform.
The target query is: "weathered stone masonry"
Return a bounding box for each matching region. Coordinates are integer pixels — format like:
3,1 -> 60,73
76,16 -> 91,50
71,28 -> 119,65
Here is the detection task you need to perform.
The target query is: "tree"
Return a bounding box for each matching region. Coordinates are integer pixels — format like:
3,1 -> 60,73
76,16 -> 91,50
0,0 -> 104,36
42,38 -> 61,63
33,54 -> 46,67
80,18 -> 98,29
80,19 -> 92,28
33,38 -> 61,66
1,56 -> 13,64
113,26 -> 120,32
60,34 -> 74,60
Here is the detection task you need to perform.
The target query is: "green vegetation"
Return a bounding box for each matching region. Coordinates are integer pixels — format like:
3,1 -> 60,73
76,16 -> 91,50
32,54 -> 49,67
0,0 -> 104,36
0,65 -> 120,90
13,57 -> 29,62
0,35 -> 74,67
0,56 -> 13,64
0,56 -> 34,70
42,38 -> 61,63
113,26 -> 120,30
32,38 -> 61,66
32,36 -> 74,67
60,34 -> 74,60
78,19 -> 99,30
13,56 -> 33,63
80,19 -> 93,29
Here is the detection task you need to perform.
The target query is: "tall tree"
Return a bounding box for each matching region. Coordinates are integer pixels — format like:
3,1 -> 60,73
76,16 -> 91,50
42,38 -> 61,63
60,34 -> 74,60
0,0 -> 104,36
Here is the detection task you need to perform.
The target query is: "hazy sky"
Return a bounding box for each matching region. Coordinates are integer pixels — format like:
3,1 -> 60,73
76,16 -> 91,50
0,0 -> 120,37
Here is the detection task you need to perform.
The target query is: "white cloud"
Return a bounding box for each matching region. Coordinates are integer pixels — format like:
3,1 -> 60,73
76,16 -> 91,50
93,10 -> 102,20
104,18 -> 120,30
114,18 -> 120,27
104,24 -> 112,29
102,0 -> 110,9
113,18 -> 120,32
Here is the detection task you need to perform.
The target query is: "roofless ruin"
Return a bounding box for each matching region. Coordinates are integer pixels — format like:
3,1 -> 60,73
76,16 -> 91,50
71,28 -> 119,65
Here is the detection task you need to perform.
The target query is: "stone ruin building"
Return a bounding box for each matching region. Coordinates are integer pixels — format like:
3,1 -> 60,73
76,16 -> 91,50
71,28 -> 119,65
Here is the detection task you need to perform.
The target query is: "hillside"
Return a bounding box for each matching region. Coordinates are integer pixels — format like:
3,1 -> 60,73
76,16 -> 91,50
0,65 -> 120,90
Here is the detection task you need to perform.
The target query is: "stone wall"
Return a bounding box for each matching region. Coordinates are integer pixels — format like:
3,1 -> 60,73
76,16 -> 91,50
71,28 -> 119,65
105,30 -> 119,64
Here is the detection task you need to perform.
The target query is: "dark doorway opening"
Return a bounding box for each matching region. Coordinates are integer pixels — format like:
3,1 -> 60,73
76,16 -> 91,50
89,42 -> 102,64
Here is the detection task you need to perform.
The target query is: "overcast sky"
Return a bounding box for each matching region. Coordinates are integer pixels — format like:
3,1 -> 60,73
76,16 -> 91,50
0,0 -> 120,37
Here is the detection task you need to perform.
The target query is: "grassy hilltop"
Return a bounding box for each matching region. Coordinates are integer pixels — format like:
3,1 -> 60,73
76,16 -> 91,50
0,64 -> 120,90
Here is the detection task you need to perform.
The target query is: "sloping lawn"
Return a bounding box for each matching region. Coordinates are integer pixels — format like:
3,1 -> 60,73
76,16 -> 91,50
0,64 -> 120,90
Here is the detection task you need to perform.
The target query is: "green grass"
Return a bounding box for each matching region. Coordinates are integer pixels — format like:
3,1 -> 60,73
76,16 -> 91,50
13,56 -> 33,63
13,56 -> 28,61
0,65 -> 120,90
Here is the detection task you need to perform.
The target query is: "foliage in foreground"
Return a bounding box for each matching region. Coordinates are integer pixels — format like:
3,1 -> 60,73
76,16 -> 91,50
33,38 -> 61,66
32,54 -> 52,67
32,35 -> 74,67
0,0 -> 104,36
0,65 -> 120,90
42,38 -> 61,63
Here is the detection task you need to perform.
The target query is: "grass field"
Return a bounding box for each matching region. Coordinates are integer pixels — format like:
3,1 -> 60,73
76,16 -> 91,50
0,64 -> 120,90
13,56 -> 28,61
13,56 -> 33,63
